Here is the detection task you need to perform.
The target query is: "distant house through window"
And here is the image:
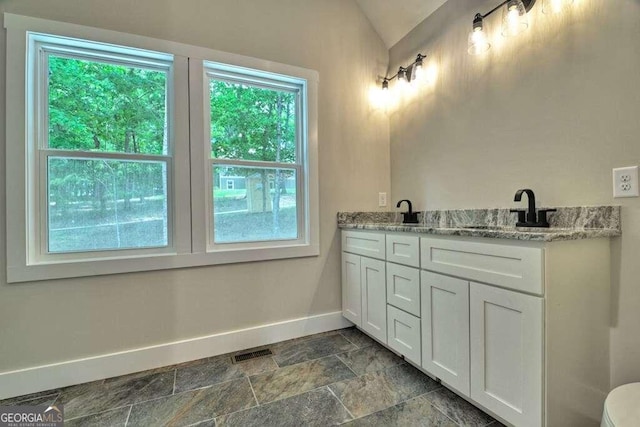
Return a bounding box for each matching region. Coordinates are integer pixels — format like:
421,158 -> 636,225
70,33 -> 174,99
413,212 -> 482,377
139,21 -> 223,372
226,180 -> 234,190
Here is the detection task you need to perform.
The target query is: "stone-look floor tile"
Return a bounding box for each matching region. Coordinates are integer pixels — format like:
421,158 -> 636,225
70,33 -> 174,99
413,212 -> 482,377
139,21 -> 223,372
175,355 -> 245,393
128,378 -> 255,426
329,363 -> 441,418
57,371 -> 174,419
344,395 -> 456,427
272,334 -> 356,367
0,391 -> 60,406
339,328 -> 377,349
336,343 -> 404,375
65,406 -> 131,427
250,355 -> 355,404
235,356 -> 279,376
424,387 -> 496,427
103,366 -> 175,388
216,387 -> 351,427
185,419 -> 216,427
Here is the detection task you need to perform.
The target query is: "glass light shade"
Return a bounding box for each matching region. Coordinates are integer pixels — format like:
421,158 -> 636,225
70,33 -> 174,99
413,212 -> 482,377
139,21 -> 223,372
543,0 -> 574,14
502,0 -> 529,37
412,62 -> 424,82
398,68 -> 408,84
468,27 -> 491,55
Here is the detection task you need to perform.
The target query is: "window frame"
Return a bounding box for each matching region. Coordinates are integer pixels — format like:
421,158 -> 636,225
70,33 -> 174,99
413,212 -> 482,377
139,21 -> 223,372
204,63 -> 309,251
4,13 -> 319,283
32,35 -> 177,261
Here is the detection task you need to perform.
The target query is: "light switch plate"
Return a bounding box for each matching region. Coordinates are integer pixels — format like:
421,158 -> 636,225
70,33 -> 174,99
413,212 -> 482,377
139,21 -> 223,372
613,166 -> 639,198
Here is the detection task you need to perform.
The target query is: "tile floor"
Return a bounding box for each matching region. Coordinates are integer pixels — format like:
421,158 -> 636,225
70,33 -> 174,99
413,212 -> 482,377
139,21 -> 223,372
0,328 -> 503,426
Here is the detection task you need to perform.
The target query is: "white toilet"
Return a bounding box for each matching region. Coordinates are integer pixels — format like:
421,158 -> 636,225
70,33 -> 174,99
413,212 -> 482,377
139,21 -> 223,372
602,383 -> 640,427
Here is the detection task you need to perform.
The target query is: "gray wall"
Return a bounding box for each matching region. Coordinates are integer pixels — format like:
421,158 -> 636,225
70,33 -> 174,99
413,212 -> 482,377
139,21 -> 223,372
0,0 -> 390,371
388,0 -> 640,387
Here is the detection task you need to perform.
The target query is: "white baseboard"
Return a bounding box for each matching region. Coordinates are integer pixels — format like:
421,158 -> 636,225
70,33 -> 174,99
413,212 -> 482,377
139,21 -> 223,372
0,311 -> 352,400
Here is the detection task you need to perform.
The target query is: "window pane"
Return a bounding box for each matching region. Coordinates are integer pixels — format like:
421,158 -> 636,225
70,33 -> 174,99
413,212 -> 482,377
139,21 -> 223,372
47,157 -> 168,252
213,165 -> 298,243
210,80 -> 297,162
48,55 -> 168,155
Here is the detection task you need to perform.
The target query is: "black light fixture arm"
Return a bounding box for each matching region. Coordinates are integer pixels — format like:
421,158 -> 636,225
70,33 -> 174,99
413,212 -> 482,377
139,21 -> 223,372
381,53 -> 427,89
475,0 -> 536,20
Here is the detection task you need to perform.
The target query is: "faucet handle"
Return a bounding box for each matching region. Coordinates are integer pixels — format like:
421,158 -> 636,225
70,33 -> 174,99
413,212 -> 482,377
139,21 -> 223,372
510,209 -> 526,225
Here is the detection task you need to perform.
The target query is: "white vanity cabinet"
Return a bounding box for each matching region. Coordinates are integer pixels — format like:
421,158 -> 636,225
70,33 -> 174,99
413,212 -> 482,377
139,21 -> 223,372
342,229 -> 611,427
341,231 -> 387,343
341,252 -> 362,326
469,282 -> 543,427
385,234 -> 421,364
421,271 -> 470,396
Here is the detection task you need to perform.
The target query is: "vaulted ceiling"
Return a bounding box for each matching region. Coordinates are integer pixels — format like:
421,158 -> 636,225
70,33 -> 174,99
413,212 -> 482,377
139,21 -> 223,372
355,0 -> 448,48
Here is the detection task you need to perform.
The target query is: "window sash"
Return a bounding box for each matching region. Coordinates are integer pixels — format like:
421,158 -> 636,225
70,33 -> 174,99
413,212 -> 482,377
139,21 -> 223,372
209,161 -> 305,248
204,64 -> 308,251
206,70 -> 303,164
32,37 -> 177,262
37,151 -> 174,261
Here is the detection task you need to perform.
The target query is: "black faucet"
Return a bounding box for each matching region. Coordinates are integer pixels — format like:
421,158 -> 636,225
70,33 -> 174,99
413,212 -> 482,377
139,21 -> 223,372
510,189 -> 556,228
396,199 -> 420,224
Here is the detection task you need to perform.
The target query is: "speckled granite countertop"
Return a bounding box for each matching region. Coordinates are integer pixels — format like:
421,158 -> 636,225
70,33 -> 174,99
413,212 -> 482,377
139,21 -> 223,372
337,206 -> 621,242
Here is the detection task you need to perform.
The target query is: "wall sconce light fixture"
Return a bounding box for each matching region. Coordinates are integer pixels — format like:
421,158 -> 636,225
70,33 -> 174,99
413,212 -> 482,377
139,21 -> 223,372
468,0 -> 536,55
381,53 -> 427,91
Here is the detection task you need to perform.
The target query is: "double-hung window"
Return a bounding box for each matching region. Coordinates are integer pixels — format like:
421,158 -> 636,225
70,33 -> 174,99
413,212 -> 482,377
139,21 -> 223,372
205,63 -> 307,249
5,14 -> 318,282
33,35 -> 175,257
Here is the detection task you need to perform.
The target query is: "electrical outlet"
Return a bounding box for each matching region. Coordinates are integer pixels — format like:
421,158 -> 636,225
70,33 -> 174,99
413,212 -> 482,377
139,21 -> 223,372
613,166 -> 639,198
378,192 -> 387,207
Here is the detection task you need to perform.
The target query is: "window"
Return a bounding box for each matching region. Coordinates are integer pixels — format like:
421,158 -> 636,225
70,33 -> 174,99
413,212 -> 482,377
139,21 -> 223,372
40,42 -> 173,255
5,14 -> 318,282
206,64 -> 306,247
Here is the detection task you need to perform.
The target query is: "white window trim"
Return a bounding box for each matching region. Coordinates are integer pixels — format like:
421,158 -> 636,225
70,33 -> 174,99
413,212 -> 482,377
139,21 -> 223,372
30,34 -> 180,262
4,13 -> 319,283
203,61 -> 308,251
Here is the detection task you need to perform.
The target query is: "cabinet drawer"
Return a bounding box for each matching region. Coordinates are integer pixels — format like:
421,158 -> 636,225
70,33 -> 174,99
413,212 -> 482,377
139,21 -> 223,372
386,234 -> 420,267
386,263 -> 420,316
421,237 -> 544,295
342,230 -> 385,260
387,305 -> 421,365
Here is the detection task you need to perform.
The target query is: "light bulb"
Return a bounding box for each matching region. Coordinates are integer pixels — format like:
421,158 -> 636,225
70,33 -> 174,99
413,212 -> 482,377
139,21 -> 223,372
412,62 -> 424,82
543,0 -> 574,14
468,27 -> 491,55
396,67 -> 409,91
502,0 -> 528,37
469,14 -> 491,55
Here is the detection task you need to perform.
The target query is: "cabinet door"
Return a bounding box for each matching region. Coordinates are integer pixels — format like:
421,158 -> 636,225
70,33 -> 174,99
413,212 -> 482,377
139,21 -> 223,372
470,282 -> 543,427
387,305 -> 421,365
421,271 -> 470,396
386,263 -> 420,316
361,257 -> 387,343
342,252 -> 361,326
